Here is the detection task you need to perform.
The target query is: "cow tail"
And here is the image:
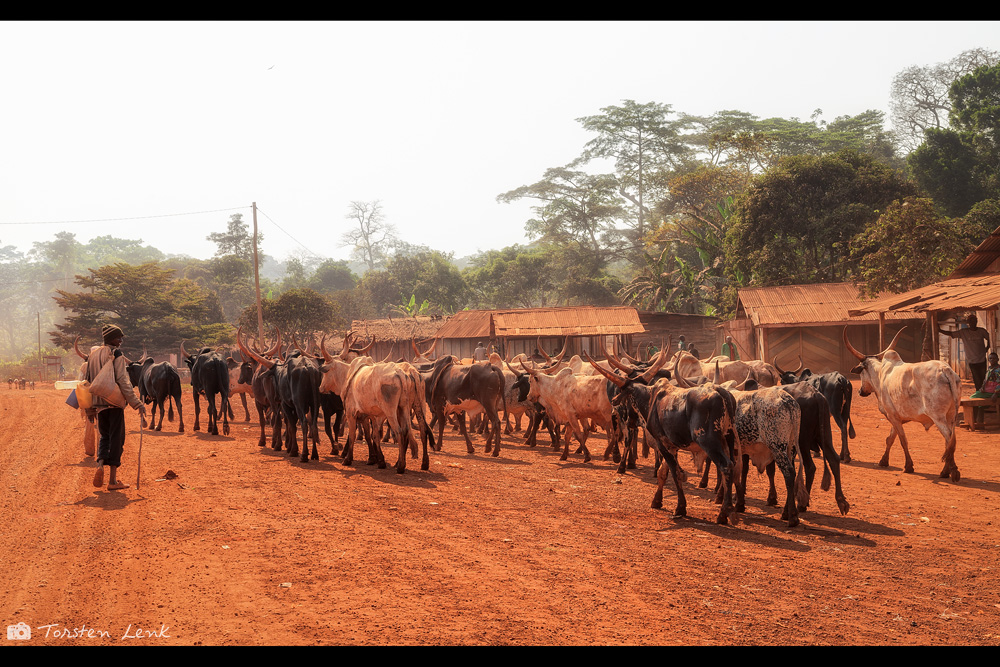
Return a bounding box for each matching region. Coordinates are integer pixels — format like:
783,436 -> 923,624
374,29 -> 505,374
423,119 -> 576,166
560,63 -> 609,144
791,405 -> 810,511
843,378 -> 856,439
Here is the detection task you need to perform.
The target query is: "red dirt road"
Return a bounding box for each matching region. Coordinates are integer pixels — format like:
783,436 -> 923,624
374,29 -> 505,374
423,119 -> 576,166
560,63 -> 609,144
2,381 -> 999,646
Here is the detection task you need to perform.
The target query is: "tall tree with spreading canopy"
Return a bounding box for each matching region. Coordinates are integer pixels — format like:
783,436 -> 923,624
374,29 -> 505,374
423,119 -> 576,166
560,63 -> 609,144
207,213 -> 264,268
890,47 -> 999,153
575,100 -> 693,257
726,150 -> 918,288
51,262 -> 230,357
340,200 -> 398,274
850,197 -> 972,298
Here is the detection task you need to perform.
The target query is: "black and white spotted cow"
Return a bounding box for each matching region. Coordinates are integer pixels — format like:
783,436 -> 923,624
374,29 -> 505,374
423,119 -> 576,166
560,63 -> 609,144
728,385 -> 807,528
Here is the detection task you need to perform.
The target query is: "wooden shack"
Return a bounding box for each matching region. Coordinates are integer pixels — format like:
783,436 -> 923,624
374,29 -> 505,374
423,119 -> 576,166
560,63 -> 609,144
722,282 -> 925,375
429,306 -> 646,361
634,311 -> 720,361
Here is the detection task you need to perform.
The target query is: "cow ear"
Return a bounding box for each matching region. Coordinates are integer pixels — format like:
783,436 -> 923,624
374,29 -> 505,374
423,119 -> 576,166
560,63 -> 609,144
850,363 -> 864,374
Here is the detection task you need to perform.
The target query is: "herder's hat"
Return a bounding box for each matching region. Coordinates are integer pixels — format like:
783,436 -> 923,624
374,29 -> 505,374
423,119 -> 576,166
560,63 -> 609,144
102,324 -> 124,342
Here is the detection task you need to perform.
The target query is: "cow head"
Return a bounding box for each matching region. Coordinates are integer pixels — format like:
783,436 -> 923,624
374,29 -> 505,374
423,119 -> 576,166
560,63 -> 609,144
843,326 -> 906,397
503,360 -> 531,403
773,355 -> 805,385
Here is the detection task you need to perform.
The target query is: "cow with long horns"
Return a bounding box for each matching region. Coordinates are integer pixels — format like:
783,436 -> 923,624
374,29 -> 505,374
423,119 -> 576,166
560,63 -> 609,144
844,326 -> 962,482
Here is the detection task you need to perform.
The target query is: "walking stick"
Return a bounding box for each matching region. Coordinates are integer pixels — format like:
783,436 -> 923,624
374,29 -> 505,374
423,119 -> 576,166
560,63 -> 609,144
136,415 -> 144,490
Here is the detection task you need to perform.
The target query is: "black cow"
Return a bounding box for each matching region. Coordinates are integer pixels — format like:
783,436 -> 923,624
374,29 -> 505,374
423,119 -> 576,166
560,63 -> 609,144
774,357 -> 856,463
425,356 -> 506,457
180,341 -> 231,436
126,356 -> 184,432
586,351 -> 744,525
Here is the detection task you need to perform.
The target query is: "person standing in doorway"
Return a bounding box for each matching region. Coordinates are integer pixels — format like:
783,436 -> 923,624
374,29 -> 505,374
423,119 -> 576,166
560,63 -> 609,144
721,335 -> 740,361
85,324 -> 146,491
473,341 -> 489,362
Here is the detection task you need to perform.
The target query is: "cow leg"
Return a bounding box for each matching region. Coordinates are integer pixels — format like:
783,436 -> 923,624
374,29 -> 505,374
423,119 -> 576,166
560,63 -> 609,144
256,402 -> 269,447
879,423 -> 915,473
933,419 -> 961,482
651,447 -> 687,519
193,393 -> 201,431
834,414 -> 852,464
456,414 -> 475,454
242,394 -> 251,421
175,395 -> 184,433
486,407 -> 502,457
156,399 -> 166,431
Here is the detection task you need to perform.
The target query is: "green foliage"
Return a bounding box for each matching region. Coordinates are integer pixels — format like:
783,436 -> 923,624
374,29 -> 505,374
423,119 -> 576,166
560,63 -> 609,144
237,287 -> 336,342
463,245 -> 554,309
726,150 -> 918,286
850,197 -> 971,298
51,262 -> 230,357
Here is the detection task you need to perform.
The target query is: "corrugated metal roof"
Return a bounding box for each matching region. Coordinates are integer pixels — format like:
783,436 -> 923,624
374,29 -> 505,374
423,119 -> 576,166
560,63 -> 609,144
848,273 -> 1000,316
948,226 -> 1000,278
432,306 -> 646,339
739,282 -> 921,327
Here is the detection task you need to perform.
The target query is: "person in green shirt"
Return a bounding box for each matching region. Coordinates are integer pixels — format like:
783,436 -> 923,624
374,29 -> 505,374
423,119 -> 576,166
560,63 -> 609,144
721,335 -> 739,360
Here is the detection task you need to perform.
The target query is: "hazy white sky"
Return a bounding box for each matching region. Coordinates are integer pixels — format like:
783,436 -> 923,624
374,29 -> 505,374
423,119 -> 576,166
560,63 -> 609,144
1,20 -> 998,266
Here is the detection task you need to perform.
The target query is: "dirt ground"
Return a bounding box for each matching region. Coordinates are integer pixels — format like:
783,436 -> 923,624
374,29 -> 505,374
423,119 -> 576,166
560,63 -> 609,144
2,379 -> 999,646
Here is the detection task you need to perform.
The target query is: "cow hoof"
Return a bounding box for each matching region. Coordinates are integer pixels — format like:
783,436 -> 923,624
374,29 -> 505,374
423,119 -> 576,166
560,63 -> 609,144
838,498 -> 851,515
878,457 -> 890,468
904,465 -> 915,474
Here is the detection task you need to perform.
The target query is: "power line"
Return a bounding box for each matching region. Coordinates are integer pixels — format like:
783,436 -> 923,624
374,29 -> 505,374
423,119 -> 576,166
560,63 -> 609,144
253,205 -> 330,261
0,206 -> 250,226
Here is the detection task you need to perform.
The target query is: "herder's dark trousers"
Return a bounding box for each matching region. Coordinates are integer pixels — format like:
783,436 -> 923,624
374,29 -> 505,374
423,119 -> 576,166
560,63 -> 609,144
97,407 -> 126,468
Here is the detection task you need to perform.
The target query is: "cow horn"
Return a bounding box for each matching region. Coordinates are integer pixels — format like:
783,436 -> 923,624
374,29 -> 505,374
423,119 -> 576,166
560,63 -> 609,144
238,326 -> 274,370
320,333 -> 334,363
73,335 -> 89,361
536,337 -> 553,363
674,371 -> 692,388
602,338 -> 636,374
553,337 -> 569,363
639,342 -> 670,384
735,369 -> 754,391
585,350 -> 626,388
340,332 -> 353,360
354,335 -> 375,355
878,327 -> 907,360
264,327 -> 282,358
292,332 -> 306,355
138,345 -> 148,365
180,339 -> 190,360
504,359 -> 525,379
843,327 -> 865,361
381,342 -> 394,364
713,360 -> 722,385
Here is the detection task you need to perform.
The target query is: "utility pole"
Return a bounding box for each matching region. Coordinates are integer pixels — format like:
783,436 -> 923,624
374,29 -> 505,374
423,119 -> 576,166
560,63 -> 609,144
37,312 -> 41,380
252,202 -> 265,345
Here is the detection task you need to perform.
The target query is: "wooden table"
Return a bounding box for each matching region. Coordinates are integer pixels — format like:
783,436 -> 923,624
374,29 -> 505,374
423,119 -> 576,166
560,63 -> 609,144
959,396 -> 998,430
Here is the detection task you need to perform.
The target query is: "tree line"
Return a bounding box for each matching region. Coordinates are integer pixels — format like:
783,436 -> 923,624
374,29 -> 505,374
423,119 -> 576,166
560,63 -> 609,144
2,47 -> 999,367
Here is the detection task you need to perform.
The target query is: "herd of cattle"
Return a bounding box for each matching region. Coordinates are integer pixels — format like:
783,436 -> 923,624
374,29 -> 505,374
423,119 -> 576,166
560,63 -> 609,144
67,324 -> 964,527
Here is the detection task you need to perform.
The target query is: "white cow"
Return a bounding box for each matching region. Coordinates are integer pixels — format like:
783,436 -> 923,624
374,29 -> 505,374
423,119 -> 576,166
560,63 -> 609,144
844,326 -> 961,482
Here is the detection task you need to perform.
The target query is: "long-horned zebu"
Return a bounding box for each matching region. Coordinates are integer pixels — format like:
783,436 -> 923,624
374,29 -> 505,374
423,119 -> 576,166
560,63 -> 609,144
584,349 -> 745,525
844,326 -> 961,482
318,334 -> 430,474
